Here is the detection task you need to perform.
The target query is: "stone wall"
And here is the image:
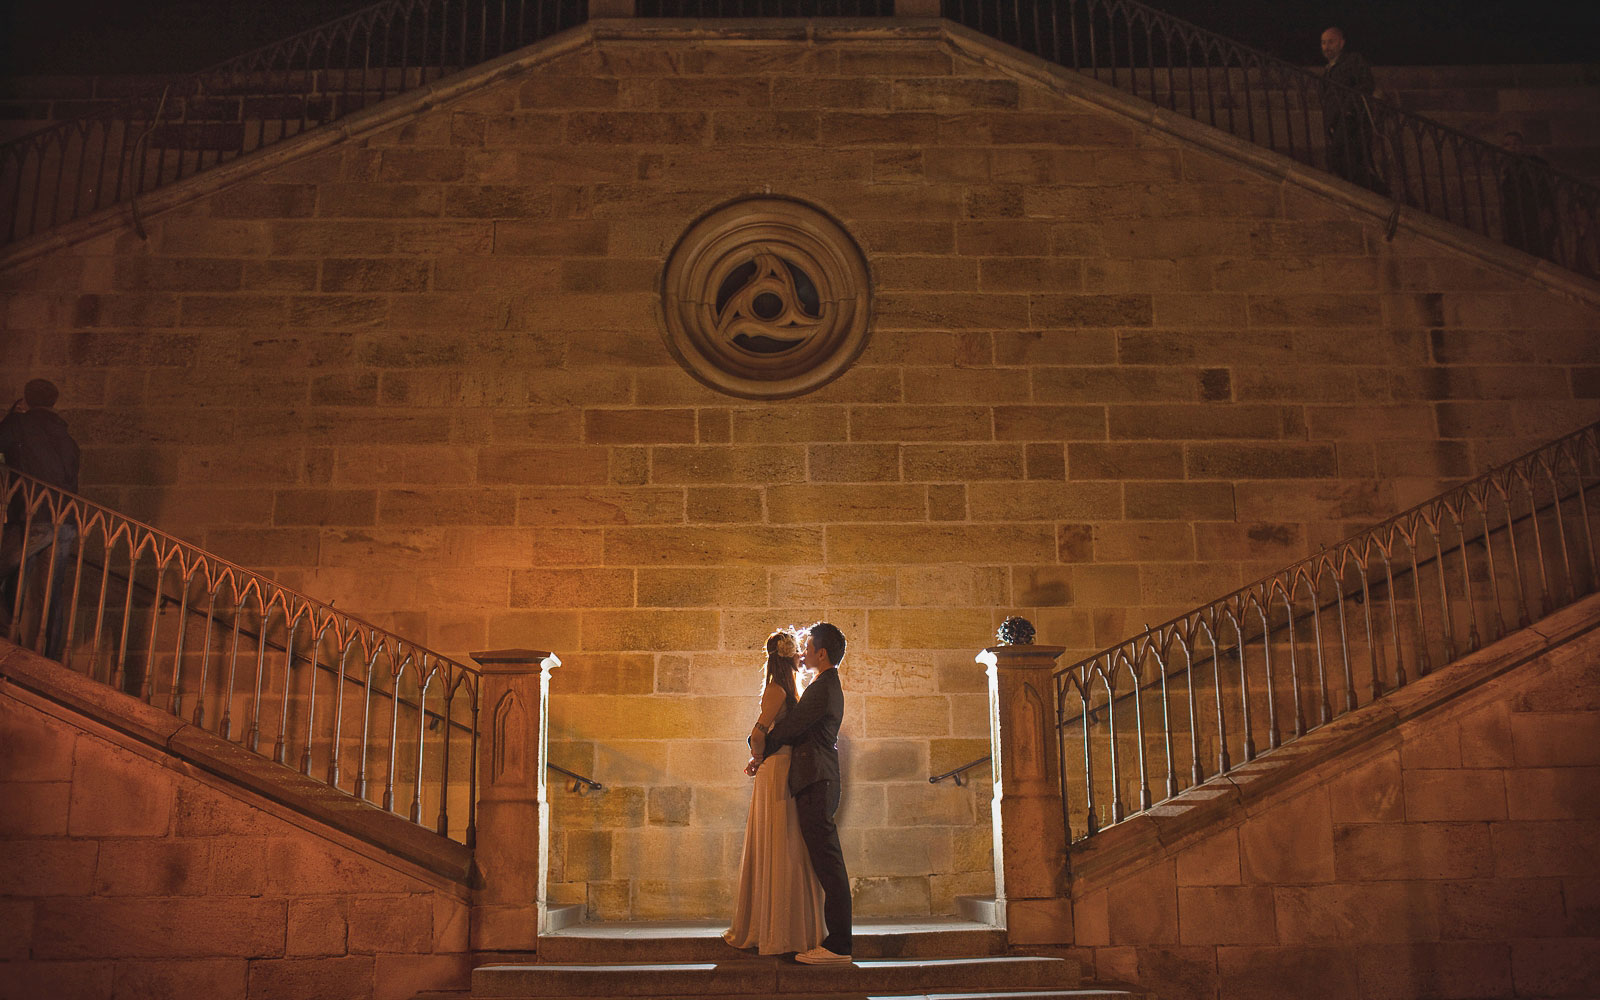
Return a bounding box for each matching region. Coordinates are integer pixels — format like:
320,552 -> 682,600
1066,597 -> 1600,1000
1,25 -> 1598,919
0,653 -> 471,1000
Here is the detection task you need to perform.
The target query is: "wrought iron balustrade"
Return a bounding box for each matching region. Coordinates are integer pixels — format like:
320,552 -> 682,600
1055,422 -> 1599,840
1,467 -> 485,845
0,0 -> 586,244
943,0 -> 1600,276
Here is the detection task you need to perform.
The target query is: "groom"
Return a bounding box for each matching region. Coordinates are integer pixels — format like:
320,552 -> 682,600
759,621 -> 852,964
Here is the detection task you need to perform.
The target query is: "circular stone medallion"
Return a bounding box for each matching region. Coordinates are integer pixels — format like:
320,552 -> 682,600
659,197 -> 872,400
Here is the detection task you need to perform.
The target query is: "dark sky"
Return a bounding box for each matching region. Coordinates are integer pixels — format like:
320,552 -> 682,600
3,0 -> 1597,76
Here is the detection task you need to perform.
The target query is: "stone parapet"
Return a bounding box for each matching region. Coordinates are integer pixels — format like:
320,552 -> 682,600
0,639 -> 473,1000
0,644 -> 473,883
1065,592 -> 1600,1000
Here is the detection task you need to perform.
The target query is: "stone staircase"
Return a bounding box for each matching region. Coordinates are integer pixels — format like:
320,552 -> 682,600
418,914 -> 1150,1000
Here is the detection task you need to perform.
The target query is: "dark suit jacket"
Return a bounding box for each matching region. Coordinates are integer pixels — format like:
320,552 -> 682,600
761,666 -> 842,795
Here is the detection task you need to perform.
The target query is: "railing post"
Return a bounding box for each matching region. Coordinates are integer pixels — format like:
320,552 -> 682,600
977,641 -> 1072,944
469,648 -> 561,955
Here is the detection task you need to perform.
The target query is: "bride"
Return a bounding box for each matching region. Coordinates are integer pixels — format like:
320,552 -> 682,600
723,629 -> 826,954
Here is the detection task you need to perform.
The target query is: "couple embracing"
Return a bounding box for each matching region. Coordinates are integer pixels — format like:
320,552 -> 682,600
722,622 -> 853,965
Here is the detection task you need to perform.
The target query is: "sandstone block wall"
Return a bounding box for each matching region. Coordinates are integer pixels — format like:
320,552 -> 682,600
1067,607 -> 1600,1000
0,662 -> 471,1000
2,27 -> 1598,918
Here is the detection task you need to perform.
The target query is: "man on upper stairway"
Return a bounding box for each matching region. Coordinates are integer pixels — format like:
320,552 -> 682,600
0,379 -> 82,660
1320,27 -> 1387,196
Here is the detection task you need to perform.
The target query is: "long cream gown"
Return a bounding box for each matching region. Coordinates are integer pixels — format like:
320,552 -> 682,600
723,682 -> 826,955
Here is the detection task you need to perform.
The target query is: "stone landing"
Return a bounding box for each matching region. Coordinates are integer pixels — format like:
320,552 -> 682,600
419,915 -> 1151,999
539,908 -> 1007,961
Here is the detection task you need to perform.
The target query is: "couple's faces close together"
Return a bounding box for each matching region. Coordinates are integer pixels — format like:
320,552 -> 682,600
778,633 -> 829,674
802,636 -> 830,672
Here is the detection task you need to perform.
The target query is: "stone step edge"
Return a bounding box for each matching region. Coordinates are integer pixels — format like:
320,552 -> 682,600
421,991 -> 1147,1000
434,992 -> 1147,1000
470,955 -> 1083,996
542,900 -> 1000,938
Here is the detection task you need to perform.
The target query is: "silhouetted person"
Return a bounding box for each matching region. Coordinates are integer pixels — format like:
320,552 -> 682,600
0,379 -> 81,660
1499,131 -> 1555,259
1320,27 -> 1386,195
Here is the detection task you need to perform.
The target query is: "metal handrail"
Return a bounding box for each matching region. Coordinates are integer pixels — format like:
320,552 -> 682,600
549,761 -> 603,791
942,0 -> 1600,276
70,549 -> 475,739
0,0 -> 586,243
1057,474 -> 1593,732
930,754 -> 991,786
1053,422 -> 1599,841
1,466 -> 486,846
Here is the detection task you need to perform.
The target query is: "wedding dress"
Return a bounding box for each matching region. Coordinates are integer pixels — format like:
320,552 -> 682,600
723,685 -> 826,954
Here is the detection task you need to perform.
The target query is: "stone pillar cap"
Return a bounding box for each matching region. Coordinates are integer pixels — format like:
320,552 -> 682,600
976,644 -> 1067,665
470,649 -> 562,672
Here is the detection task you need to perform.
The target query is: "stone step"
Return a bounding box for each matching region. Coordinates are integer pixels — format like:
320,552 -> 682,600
470,956 -> 1087,999
537,917 -> 1009,963
436,991 -> 1145,1000
423,990 -> 1144,1000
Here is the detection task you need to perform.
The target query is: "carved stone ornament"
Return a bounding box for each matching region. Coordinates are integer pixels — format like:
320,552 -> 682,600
659,197 -> 873,399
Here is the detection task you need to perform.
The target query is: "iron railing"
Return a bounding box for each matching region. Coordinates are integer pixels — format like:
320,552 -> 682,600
0,467 -> 485,846
0,0 -> 586,243
549,761 -> 604,791
943,0 -> 1600,276
930,754 -> 991,786
1055,422 -> 1599,841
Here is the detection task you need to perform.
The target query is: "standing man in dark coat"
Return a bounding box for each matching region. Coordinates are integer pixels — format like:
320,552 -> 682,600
759,621 -> 852,964
1320,27 -> 1386,194
0,379 -> 82,659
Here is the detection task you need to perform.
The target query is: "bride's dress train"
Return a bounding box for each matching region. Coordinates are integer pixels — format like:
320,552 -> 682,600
723,745 -> 826,954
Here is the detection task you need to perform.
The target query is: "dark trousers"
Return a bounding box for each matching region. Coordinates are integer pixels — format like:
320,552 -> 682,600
794,779 -> 851,955
0,520 -> 77,661
1326,120 -> 1387,196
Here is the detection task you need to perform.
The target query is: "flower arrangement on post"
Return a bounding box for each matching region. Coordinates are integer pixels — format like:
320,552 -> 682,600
996,616 -> 1036,646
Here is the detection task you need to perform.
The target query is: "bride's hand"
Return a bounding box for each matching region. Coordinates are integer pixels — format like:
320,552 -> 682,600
744,757 -> 759,776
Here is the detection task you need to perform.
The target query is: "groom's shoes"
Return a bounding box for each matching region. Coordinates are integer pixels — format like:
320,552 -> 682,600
795,946 -> 852,965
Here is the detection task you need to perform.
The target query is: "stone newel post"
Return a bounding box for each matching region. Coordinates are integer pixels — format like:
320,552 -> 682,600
469,648 -> 561,953
977,641 -> 1073,944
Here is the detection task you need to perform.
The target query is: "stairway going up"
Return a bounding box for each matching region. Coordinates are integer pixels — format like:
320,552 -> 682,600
2,0 -> 1597,275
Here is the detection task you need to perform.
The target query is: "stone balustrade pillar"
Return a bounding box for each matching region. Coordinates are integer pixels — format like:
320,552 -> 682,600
469,648 -> 561,954
977,641 -> 1072,944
